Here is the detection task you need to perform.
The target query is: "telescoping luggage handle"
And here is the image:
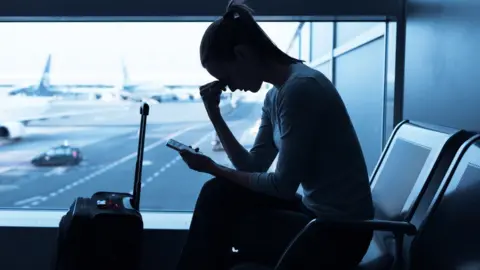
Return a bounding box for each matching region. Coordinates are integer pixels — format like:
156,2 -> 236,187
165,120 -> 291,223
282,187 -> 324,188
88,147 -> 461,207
131,103 -> 149,211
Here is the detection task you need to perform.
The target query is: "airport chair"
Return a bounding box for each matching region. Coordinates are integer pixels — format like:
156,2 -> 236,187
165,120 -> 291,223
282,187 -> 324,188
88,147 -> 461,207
231,120 -> 475,270
408,134 -> 480,270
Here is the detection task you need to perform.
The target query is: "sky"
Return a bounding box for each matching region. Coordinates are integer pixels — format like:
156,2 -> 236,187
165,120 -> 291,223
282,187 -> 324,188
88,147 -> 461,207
0,22 -> 299,86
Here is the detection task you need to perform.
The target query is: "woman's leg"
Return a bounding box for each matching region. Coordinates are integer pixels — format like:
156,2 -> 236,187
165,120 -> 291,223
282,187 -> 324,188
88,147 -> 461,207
231,209 -> 314,267
176,177 -> 306,270
233,205 -> 373,269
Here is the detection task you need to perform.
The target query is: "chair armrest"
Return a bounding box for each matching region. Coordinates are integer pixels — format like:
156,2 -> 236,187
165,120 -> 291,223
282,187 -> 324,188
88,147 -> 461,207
315,219 -> 417,236
316,218 -> 416,269
231,219 -> 416,270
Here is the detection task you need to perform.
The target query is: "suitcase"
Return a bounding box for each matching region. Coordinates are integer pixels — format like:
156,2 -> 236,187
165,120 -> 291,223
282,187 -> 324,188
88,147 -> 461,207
53,103 -> 150,270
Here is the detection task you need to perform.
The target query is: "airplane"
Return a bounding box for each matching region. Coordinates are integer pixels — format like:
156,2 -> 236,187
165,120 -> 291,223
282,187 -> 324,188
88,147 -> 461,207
0,55 -> 133,142
0,91 -> 131,142
7,54 -> 142,102
0,92 -> 52,141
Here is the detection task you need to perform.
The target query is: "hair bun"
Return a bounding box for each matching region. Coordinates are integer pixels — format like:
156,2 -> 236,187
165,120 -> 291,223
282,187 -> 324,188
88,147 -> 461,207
226,0 -> 246,12
223,0 -> 251,20
223,9 -> 240,20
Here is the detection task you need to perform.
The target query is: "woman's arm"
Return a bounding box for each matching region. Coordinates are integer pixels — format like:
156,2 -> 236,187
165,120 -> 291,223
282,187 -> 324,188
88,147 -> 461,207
208,96 -> 278,173
211,78 -> 320,199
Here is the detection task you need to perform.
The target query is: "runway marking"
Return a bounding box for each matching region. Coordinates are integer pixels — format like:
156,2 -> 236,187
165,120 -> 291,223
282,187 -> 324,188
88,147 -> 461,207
129,134 -> 172,140
20,122 -> 211,207
0,166 -> 13,174
44,167 -> 68,177
0,128 -> 136,175
0,185 -> 19,193
127,122 -> 239,193
142,160 -> 153,166
14,196 -> 45,206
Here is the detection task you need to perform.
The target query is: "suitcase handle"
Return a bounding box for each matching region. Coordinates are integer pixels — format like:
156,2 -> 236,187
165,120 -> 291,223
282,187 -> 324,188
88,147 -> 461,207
131,103 -> 149,211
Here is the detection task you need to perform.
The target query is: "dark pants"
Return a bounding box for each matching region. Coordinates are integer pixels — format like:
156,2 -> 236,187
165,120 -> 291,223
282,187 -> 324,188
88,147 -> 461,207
176,177 -> 372,270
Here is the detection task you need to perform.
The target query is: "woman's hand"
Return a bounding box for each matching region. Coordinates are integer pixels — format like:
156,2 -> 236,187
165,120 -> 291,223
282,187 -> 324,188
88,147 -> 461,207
179,147 -> 218,175
199,81 -> 227,115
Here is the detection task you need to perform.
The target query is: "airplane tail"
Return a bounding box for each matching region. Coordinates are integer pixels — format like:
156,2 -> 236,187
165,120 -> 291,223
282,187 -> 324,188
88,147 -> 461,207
122,58 -> 139,92
122,58 -> 129,87
36,54 -> 53,96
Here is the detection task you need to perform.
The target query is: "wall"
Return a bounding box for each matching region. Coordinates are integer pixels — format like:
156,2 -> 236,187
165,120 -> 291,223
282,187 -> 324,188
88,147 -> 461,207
288,22 -> 394,175
1,0 -> 398,17
0,226 -> 187,270
0,1 -> 404,270
402,0 -> 480,132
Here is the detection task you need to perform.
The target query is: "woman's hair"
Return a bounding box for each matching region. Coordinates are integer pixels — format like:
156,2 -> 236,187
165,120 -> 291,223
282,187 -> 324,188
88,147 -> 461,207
200,0 -> 302,67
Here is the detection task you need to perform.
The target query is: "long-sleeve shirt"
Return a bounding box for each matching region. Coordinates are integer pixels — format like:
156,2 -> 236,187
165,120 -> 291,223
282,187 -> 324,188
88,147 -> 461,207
231,63 -> 374,220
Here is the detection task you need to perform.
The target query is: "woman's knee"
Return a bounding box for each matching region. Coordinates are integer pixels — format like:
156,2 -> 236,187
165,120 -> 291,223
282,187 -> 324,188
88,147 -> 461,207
196,177 -> 252,210
193,178 -> 242,214
199,177 -> 223,197
199,177 -> 243,198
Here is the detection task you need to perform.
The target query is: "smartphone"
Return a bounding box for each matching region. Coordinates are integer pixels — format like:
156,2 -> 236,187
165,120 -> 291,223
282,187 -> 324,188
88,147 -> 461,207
166,139 -> 198,153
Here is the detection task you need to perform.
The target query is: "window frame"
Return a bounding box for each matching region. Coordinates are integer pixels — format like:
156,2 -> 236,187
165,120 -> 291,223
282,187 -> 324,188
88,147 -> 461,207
0,19 -> 400,230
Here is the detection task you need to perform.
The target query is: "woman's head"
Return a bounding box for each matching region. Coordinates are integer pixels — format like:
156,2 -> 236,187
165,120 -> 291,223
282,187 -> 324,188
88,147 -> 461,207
200,0 -> 301,92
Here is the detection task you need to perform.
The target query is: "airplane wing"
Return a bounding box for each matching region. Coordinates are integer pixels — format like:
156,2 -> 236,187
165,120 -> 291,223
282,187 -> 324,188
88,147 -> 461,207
15,107 -> 128,125
0,106 -> 129,140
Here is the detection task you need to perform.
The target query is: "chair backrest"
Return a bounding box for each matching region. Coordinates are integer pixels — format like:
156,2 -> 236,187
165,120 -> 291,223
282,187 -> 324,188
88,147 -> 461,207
370,120 -> 471,221
409,135 -> 480,270
360,120 -> 473,268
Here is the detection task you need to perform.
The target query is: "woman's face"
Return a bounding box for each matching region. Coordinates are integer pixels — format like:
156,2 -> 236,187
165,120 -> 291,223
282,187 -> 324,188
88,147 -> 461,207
203,47 -> 264,93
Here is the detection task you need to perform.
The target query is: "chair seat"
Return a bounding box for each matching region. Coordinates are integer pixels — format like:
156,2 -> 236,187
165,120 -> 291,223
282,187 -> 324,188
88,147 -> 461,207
232,256 -> 393,270
355,238 -> 394,270
231,242 -> 394,270
356,256 -> 393,270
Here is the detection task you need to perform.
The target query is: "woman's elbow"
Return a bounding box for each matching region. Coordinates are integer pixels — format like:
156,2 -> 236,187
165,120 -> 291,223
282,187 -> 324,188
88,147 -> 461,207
232,158 -> 269,173
272,177 -> 298,200
229,155 -> 256,172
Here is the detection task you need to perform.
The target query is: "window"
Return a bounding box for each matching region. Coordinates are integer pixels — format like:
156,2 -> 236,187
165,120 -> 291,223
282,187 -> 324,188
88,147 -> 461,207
308,22 -> 395,175
0,22 -> 299,216
335,22 -> 382,48
314,61 -> 332,81
384,22 -> 397,145
311,22 -> 333,60
300,22 -> 311,62
287,36 -> 300,59
0,21 -> 395,229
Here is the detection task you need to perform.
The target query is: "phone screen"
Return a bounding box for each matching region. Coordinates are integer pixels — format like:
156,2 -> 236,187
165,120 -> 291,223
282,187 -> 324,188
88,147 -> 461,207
166,139 -> 191,152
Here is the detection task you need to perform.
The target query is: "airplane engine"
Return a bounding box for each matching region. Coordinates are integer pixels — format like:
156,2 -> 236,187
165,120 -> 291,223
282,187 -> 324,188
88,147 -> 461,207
0,122 -> 26,140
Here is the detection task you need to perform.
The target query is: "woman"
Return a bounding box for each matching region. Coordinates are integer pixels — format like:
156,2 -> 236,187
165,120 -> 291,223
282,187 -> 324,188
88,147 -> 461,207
177,1 -> 374,269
